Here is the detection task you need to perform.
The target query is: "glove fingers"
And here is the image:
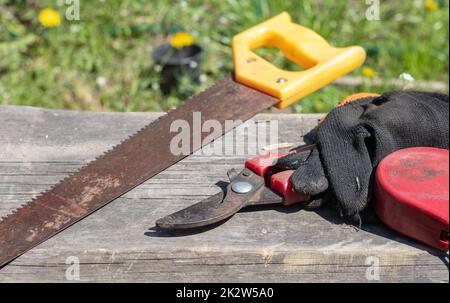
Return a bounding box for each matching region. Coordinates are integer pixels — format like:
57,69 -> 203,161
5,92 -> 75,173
303,198 -> 323,210
291,148 -> 329,196
303,190 -> 332,211
271,149 -> 312,171
328,128 -> 374,218
265,148 -> 313,185
303,128 -> 318,144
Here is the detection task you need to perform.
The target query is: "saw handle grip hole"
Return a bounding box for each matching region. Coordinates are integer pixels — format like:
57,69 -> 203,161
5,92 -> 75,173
252,47 -> 306,72
232,12 -> 366,108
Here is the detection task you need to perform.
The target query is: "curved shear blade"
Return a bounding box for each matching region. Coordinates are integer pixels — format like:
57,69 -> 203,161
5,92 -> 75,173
155,168 -> 284,230
155,191 -> 238,229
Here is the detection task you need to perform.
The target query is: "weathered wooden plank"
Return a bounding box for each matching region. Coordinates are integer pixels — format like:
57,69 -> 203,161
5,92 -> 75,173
0,105 -> 447,282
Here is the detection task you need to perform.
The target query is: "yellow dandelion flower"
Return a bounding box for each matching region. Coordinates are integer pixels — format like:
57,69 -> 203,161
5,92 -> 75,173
424,0 -> 439,10
170,32 -> 194,49
362,67 -> 376,79
38,8 -> 61,28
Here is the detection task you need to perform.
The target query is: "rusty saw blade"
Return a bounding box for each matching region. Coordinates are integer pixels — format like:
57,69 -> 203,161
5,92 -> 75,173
0,75 -> 279,267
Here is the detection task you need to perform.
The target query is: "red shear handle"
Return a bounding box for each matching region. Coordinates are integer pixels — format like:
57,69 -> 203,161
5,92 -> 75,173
245,148 -> 313,206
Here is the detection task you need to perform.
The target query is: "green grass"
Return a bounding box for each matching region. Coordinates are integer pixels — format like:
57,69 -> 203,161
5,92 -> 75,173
0,0 -> 448,113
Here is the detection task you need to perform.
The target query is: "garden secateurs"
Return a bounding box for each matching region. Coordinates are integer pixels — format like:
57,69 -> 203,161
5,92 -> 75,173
156,144 -> 315,229
157,146 -> 450,252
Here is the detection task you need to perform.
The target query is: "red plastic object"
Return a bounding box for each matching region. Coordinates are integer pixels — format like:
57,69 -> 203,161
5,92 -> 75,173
245,151 -> 290,177
245,150 -> 310,206
269,170 -> 310,205
375,147 -> 449,251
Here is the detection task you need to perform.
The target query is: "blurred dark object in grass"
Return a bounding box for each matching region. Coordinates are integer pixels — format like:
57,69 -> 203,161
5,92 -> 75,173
152,43 -> 203,95
363,45 -> 380,58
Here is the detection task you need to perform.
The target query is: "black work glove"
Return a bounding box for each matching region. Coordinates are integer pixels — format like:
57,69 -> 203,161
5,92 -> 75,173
272,91 -> 449,222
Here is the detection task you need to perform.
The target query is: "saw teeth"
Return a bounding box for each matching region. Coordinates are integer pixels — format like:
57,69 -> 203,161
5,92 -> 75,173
0,196 -> 42,224
0,210 -> 17,223
1,79 -> 229,226
0,105 -> 169,225
0,77 -> 232,250
91,77 -> 227,163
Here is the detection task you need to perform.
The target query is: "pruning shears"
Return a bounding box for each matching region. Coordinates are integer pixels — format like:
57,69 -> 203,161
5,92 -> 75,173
156,144 -> 315,229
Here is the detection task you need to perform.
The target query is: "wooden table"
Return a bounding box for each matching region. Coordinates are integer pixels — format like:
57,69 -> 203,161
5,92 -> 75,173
0,105 -> 447,282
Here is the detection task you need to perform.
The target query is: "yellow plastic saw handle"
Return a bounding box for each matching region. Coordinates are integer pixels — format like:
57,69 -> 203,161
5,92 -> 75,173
232,12 -> 366,109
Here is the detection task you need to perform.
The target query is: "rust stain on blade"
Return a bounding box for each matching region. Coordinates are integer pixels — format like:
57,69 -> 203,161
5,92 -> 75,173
0,75 -> 279,267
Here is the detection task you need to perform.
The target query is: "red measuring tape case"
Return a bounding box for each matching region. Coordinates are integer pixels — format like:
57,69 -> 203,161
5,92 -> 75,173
375,147 -> 449,251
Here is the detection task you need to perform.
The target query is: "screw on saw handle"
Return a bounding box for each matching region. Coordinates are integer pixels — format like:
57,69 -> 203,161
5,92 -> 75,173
232,12 -> 366,109
244,145 -> 315,205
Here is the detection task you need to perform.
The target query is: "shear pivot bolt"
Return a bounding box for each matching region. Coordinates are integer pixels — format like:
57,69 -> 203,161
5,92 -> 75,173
231,181 -> 252,194
276,77 -> 287,84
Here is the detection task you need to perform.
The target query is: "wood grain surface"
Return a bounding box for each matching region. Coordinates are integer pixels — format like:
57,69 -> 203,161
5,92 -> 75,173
0,105 -> 447,282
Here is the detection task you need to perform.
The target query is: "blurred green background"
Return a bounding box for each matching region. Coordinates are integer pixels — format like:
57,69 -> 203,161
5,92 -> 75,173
0,0 -> 448,113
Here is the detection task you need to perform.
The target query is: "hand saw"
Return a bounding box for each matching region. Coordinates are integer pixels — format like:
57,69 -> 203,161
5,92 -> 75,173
0,12 -> 365,267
